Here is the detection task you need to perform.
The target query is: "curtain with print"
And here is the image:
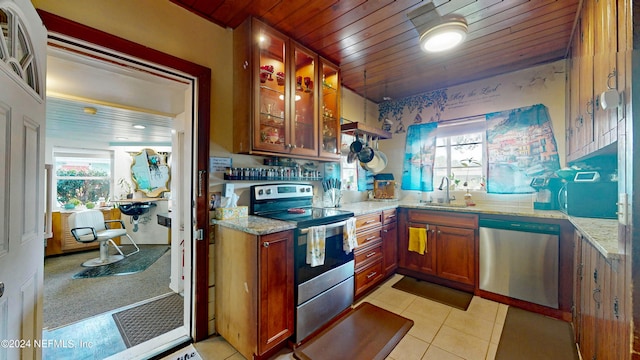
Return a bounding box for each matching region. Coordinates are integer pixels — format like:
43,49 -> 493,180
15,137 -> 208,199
401,122 -> 438,191
485,104 -> 561,194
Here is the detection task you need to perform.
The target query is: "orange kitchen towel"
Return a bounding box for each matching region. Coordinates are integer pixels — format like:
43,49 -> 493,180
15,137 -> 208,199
408,227 -> 427,255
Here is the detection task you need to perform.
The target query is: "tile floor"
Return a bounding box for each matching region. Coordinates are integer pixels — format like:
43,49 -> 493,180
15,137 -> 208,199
193,275 -> 509,360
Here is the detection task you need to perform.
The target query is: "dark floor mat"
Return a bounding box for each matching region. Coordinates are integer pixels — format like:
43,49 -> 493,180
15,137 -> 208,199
73,246 -> 169,279
293,302 -> 413,360
496,307 -> 579,360
392,276 -> 473,310
112,293 -> 183,348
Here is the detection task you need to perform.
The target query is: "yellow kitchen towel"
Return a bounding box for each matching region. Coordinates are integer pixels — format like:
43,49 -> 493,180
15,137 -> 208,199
408,226 -> 427,255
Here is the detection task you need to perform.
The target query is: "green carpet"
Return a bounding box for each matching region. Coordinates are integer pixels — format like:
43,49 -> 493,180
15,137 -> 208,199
73,246 -> 169,279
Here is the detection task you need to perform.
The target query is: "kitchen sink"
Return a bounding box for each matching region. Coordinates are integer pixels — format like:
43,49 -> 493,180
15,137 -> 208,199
416,201 -> 468,208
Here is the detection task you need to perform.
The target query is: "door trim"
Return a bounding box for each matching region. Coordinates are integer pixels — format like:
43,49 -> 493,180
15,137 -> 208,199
36,10 -> 212,341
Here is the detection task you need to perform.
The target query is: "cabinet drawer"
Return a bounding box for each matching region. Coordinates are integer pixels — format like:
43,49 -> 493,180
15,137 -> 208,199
382,209 -> 397,224
356,227 -> 381,247
407,210 -> 477,229
355,259 -> 383,296
356,212 -> 383,232
354,241 -> 383,268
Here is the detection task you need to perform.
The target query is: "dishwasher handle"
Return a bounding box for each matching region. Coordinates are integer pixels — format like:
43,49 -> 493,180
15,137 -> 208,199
479,218 -> 560,235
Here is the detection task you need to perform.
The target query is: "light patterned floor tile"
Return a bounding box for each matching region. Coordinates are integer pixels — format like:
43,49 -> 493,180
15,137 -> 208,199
404,296 -> 452,324
401,307 -> 446,343
194,336 -> 238,360
490,320 -> 505,344
387,334 -> 429,360
466,296 -> 500,323
495,304 -> 509,325
363,297 -> 408,315
444,308 -> 495,341
486,342 -> 498,360
422,345 -> 465,360
371,286 -> 418,312
431,325 -> 490,360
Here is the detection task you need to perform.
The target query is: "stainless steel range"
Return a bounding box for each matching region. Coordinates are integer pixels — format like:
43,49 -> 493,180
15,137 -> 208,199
249,183 -> 355,343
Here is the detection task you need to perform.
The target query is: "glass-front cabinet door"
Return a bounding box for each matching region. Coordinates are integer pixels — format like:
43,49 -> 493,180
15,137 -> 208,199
290,42 -> 318,157
319,59 -> 340,159
253,24 -> 288,153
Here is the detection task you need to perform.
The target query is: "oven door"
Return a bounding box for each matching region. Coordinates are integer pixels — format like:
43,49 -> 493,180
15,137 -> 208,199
295,220 -> 354,286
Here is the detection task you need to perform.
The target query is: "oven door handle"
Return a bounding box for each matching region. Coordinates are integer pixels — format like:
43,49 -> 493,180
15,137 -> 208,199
298,220 -> 348,234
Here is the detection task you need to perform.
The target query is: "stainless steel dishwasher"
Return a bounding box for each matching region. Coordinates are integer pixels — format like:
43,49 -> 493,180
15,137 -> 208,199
479,218 -> 560,309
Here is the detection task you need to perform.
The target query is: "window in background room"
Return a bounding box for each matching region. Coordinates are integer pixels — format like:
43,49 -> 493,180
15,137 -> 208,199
54,148 -> 113,209
434,117 -> 486,190
340,133 -> 358,190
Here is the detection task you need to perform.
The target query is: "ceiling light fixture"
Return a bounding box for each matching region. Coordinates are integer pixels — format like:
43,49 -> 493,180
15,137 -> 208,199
133,124 -> 146,129
419,16 -> 467,53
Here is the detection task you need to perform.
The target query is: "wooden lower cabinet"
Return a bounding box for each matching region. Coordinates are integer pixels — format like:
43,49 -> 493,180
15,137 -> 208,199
382,220 -> 398,277
574,230 -> 629,360
353,209 -> 398,297
215,227 -> 294,360
398,209 -> 477,290
46,209 -> 121,256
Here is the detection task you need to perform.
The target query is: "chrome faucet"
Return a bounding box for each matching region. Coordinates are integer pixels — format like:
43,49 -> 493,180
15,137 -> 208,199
438,176 -> 451,204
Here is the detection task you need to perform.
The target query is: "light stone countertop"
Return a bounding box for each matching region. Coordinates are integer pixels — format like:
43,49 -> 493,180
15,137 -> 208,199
211,215 -> 296,236
210,200 -> 621,259
568,216 -> 620,259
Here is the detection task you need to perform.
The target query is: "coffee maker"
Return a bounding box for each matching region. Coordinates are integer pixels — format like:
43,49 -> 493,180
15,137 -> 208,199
531,176 -> 563,210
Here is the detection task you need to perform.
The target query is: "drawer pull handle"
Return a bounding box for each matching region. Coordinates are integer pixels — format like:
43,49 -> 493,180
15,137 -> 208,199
386,214 -> 396,219
366,252 -> 376,258
365,236 -> 377,241
367,271 -> 378,279
364,220 -> 376,224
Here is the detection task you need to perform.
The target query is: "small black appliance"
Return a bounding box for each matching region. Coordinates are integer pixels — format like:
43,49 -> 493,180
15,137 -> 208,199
530,177 -> 563,210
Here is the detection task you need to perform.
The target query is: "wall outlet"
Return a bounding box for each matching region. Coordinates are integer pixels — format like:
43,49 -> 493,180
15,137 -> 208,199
618,193 -> 628,225
223,183 -> 234,198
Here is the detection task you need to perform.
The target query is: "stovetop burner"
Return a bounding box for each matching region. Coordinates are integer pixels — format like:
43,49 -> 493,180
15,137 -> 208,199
259,207 -> 353,225
249,183 -> 353,227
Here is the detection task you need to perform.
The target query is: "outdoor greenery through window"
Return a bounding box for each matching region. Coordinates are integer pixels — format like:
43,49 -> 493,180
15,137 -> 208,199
434,117 -> 486,191
54,148 -> 113,208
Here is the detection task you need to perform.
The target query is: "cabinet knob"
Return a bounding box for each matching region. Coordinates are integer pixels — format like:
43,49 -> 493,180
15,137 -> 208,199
263,242 -> 270,248
437,230 -> 441,234
242,61 -> 248,70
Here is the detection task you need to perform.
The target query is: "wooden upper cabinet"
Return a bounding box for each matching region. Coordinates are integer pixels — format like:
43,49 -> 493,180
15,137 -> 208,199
578,0 -> 594,154
233,17 -> 341,161
319,59 -> 341,160
592,0 -> 618,149
290,42 -> 319,157
567,0 -> 622,162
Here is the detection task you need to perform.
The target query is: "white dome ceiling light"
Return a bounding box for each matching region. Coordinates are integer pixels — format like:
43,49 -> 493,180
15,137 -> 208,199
419,16 -> 468,53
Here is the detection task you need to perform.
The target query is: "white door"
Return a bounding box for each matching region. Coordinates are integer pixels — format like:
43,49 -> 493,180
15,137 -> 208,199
0,1 -> 47,360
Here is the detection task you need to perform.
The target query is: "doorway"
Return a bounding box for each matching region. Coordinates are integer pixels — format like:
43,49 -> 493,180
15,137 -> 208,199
41,33 -> 195,359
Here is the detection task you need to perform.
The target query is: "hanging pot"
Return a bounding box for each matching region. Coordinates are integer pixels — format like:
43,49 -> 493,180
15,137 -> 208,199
349,134 -> 363,153
358,135 -> 375,163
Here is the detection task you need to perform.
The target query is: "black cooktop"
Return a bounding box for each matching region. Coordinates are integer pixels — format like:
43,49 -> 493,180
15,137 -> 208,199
249,183 -> 353,227
259,207 -> 353,226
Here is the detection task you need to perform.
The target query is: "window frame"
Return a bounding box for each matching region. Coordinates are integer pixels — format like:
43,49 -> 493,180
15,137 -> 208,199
53,147 -> 114,208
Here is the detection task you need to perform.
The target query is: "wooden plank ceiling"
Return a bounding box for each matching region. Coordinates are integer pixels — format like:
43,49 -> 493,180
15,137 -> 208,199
171,0 -> 580,103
